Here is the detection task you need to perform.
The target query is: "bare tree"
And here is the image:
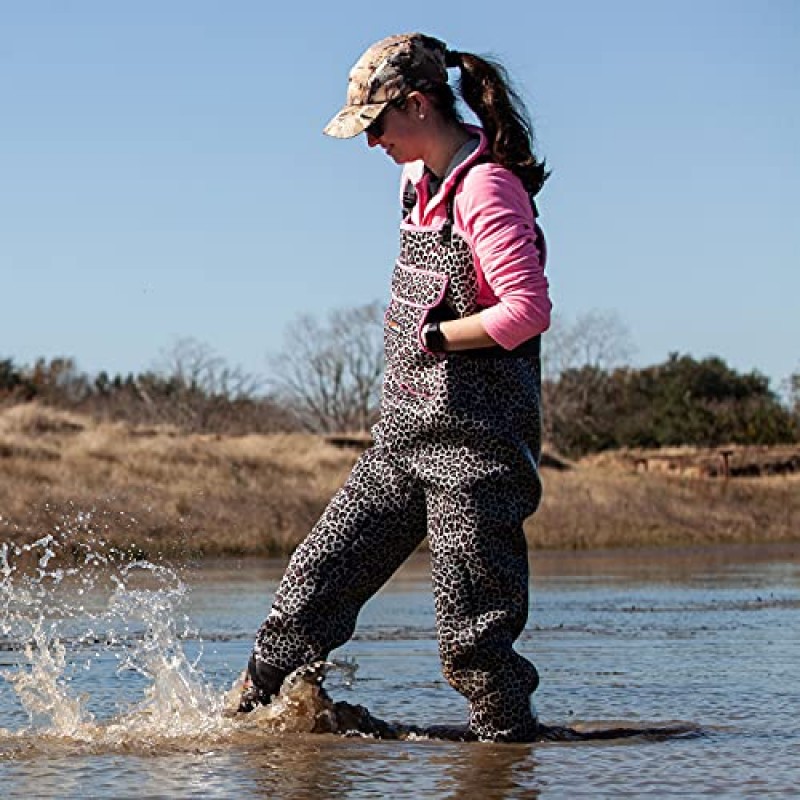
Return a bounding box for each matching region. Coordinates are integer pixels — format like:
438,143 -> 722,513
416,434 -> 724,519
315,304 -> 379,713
270,302 -> 384,433
540,310 -> 635,452
542,309 -> 635,381
783,366 -> 800,418
156,337 -> 263,399
141,337 -> 268,431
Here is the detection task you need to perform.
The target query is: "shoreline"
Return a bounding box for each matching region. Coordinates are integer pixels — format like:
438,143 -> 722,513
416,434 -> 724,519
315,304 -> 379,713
1,404 -> 798,561
189,540 -> 800,579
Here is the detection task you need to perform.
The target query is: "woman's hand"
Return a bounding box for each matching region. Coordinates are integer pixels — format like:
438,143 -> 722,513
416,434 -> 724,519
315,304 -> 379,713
439,313 -> 499,351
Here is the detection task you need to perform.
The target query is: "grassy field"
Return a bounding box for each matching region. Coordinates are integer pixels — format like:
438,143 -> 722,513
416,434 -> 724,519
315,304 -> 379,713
1,403 -> 798,561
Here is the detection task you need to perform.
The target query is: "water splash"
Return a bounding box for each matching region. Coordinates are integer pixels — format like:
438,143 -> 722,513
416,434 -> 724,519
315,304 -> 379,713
1,534 -> 92,737
0,520 -> 365,756
0,522 -> 233,752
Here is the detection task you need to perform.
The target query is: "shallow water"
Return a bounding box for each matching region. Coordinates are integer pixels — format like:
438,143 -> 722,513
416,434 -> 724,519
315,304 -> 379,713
1,537 -> 799,798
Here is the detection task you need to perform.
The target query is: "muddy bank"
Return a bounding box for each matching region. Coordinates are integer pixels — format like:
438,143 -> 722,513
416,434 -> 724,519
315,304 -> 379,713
1,404 -> 798,559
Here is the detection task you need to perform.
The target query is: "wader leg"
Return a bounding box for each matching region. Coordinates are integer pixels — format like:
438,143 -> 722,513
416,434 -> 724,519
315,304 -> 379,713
427,473 -> 540,742
250,446 -> 426,694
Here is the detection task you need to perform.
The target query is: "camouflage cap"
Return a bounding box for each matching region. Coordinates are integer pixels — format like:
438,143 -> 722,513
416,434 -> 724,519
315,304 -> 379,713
324,33 -> 449,139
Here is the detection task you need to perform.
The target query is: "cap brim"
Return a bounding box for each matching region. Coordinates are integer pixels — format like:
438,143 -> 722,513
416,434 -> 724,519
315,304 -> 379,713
323,102 -> 388,139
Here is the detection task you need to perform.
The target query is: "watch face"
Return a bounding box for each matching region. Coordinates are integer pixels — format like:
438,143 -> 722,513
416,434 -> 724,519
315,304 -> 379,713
424,323 -> 444,352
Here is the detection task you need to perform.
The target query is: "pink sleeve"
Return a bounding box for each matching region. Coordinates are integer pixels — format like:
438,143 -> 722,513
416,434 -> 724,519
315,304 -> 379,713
455,164 -> 551,349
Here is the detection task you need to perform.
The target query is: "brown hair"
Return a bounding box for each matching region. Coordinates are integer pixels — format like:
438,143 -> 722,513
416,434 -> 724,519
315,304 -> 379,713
430,50 -> 549,198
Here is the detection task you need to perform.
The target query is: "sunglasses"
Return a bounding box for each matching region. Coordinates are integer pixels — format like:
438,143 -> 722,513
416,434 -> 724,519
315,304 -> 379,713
365,98 -> 406,138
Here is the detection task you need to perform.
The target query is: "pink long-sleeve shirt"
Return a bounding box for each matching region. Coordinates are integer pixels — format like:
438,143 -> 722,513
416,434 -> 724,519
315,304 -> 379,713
400,126 -> 551,350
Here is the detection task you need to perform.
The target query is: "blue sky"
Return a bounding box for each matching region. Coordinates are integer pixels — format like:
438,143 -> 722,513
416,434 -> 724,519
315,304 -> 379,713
2,1 -> 798,390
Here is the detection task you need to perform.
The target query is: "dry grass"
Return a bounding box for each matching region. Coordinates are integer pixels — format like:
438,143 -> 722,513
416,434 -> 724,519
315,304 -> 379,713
529,464 -> 799,549
0,404 -> 355,559
1,404 -> 798,561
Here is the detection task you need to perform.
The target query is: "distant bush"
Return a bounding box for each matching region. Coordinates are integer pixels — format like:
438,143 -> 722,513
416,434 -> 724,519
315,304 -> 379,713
544,353 -> 798,457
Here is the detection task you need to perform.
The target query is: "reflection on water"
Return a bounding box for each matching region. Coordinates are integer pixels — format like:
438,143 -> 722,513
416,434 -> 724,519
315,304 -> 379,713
1,530 -> 799,798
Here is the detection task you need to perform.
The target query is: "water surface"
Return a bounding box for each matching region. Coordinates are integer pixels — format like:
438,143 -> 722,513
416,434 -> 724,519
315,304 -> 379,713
1,538 -> 798,798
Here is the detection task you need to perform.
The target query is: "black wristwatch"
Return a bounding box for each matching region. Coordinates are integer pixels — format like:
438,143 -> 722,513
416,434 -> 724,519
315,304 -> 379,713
422,321 -> 447,353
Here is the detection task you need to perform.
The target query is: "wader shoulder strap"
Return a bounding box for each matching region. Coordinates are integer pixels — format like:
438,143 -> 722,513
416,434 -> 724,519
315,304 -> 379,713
402,180 -> 417,220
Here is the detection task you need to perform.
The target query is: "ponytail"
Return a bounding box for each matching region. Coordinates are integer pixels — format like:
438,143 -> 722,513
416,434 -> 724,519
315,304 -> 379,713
445,50 -> 549,198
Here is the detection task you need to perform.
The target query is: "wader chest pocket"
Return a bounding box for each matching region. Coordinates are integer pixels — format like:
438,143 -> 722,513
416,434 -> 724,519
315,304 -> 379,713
384,263 -> 449,398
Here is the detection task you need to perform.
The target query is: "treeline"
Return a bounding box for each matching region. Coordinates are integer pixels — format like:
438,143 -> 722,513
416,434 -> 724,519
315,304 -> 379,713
544,354 -> 799,457
0,344 -> 297,435
2,307 -> 798,457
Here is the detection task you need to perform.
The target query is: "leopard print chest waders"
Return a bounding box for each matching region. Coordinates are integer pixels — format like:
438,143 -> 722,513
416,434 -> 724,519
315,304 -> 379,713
252,176 -> 543,742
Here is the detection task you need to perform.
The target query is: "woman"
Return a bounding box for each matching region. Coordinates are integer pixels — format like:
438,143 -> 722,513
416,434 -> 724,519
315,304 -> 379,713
240,32 -> 551,743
